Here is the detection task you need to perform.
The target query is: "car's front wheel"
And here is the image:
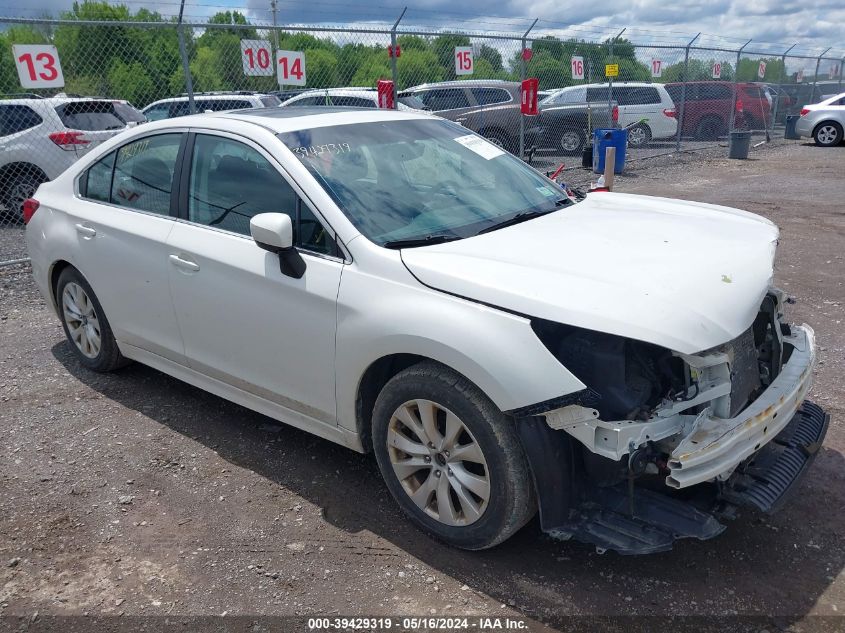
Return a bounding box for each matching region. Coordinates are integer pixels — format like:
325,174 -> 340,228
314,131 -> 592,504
626,123 -> 652,147
56,267 -> 129,372
372,361 -> 536,550
813,122 -> 843,147
559,128 -> 585,155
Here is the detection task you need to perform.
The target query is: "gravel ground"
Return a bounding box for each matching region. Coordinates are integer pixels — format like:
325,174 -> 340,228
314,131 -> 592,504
0,139 -> 843,632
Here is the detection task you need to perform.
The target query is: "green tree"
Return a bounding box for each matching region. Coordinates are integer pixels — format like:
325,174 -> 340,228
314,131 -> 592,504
397,48 -> 443,88
397,34 -> 429,52
432,34 -> 471,80
478,43 -> 503,71
0,25 -> 50,93
305,49 -> 339,88
350,56 -> 391,86
108,59 -> 154,105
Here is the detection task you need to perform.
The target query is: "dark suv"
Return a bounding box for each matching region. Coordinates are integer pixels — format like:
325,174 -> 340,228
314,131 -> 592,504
666,82 -> 774,138
400,81 -> 523,152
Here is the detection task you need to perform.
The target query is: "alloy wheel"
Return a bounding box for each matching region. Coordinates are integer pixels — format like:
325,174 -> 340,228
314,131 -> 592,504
628,126 -> 647,146
817,125 -> 839,145
386,399 -> 491,527
561,131 -> 582,152
62,282 -> 102,359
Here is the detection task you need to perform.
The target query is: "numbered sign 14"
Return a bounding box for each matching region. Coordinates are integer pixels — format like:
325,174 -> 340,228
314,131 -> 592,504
277,50 -> 306,86
571,56 -> 585,80
13,44 -> 64,89
455,47 -> 473,76
711,61 -> 722,79
651,59 -> 663,78
241,40 -> 274,77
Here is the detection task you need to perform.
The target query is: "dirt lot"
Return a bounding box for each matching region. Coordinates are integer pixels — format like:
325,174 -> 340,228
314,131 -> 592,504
1,140 -> 844,632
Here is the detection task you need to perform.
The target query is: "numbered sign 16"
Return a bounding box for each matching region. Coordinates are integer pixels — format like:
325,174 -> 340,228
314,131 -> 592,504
13,44 -> 64,89
757,61 -> 766,79
651,59 -> 663,78
455,47 -> 473,76
277,50 -> 306,86
241,40 -> 273,77
711,61 -> 722,79
571,56 -> 585,80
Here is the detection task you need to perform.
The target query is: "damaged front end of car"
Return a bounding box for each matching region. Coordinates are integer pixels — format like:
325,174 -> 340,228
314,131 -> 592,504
515,289 -> 829,555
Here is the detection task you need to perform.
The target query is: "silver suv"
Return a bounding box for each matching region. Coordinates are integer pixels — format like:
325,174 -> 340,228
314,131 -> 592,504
0,94 -> 145,222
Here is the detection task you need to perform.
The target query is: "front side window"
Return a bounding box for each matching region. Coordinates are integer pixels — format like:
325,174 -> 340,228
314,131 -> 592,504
471,88 -> 511,106
110,134 -> 182,214
280,119 -> 573,247
419,89 -> 470,111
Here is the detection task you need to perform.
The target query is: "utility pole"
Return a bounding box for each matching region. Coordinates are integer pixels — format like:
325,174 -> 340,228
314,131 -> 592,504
270,0 -> 279,53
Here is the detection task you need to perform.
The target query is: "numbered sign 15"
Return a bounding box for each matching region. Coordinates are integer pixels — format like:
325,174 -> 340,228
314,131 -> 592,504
241,40 -> 274,77
571,56 -> 585,80
277,50 -> 306,86
711,62 -> 722,79
651,59 -> 663,78
757,61 -> 766,79
455,47 -> 473,76
13,44 -> 64,89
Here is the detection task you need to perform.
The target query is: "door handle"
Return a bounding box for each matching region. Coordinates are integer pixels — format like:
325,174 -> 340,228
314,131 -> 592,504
75,223 -> 96,238
169,254 -> 200,272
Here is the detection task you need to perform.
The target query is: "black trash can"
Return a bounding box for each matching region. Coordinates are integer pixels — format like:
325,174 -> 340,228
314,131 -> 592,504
785,115 -> 801,140
728,131 -> 752,159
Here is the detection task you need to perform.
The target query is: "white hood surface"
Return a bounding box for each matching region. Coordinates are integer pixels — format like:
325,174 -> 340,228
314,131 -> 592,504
401,192 -> 779,354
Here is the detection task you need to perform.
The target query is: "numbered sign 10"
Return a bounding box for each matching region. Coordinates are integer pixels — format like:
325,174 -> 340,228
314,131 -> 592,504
571,56 -> 585,80
13,44 -> 64,89
241,40 -> 273,77
711,62 -> 722,79
277,50 -> 306,86
455,47 -> 473,76
651,59 -> 663,78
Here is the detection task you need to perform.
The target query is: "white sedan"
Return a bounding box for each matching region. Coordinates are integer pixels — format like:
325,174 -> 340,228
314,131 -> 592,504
25,107 -> 827,554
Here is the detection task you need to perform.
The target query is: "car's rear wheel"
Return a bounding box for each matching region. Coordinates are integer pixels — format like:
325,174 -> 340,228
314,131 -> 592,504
1,168 -> 46,224
813,122 -> 843,147
627,123 -> 652,147
372,361 -> 536,550
560,128 -> 585,155
56,267 -> 129,372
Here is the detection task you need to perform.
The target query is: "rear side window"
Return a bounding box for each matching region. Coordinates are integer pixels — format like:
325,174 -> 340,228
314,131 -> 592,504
613,87 -> 661,105
82,151 -> 116,202
112,102 -> 146,124
418,89 -> 470,111
287,96 -> 325,107
0,105 -> 43,136
698,83 -> 733,100
586,87 -> 611,102
56,101 -> 125,131
110,134 -> 183,215
471,88 -> 511,106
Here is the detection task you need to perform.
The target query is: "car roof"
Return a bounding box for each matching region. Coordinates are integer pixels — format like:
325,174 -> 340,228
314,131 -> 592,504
286,89 -> 378,99
406,80 -> 518,91
0,95 -> 113,106
207,106 -> 432,132
144,93 -> 266,107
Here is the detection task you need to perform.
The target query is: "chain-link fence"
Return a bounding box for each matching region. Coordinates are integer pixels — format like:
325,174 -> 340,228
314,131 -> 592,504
1,10 -> 843,230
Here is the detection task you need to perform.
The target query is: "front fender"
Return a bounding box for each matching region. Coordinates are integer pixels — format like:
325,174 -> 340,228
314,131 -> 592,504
334,259 -> 585,434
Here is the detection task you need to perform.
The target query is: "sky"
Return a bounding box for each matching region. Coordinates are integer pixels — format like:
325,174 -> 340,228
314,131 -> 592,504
2,0 -> 843,57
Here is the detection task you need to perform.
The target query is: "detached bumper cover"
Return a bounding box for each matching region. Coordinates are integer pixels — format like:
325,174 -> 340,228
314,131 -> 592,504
667,325 -> 816,489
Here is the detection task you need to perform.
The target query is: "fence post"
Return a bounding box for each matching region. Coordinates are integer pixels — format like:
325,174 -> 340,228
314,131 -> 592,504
519,18 -> 538,160
389,7 -> 406,109
772,44 -> 796,132
177,0 -> 195,114
813,47 -> 831,98
840,56 -> 844,91
675,32 -> 700,152
608,28 -> 625,131
730,39 -> 752,132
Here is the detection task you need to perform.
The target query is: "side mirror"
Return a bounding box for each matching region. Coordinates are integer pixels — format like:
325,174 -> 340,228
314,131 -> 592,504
250,213 -> 306,279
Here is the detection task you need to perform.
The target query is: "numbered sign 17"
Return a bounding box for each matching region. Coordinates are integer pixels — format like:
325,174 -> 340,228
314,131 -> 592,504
277,50 -> 306,86
757,61 -> 766,79
711,62 -> 722,79
571,56 -> 585,80
651,59 -> 662,78
455,47 -> 473,76
241,40 -> 274,77
13,44 -> 64,89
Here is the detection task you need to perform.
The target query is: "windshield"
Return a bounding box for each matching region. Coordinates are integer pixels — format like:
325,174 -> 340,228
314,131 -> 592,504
278,119 -> 571,246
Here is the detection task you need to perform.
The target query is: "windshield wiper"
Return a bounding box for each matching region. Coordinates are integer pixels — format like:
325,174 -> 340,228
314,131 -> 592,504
382,234 -> 462,249
476,201 -> 568,235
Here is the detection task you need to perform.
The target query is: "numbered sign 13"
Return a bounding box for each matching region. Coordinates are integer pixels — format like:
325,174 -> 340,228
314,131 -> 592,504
571,56 -> 585,80
455,47 -> 473,76
241,40 -> 274,77
13,44 -> 64,89
277,50 -> 306,86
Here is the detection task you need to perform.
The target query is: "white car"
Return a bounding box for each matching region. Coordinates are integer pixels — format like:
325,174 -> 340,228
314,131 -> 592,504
141,92 -> 281,121
795,92 -> 845,146
25,108 -> 827,554
280,88 -> 417,110
541,82 -> 678,147
1,95 -> 145,221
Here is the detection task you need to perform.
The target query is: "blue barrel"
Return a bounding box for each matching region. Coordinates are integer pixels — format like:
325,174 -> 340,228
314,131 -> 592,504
592,128 -> 627,174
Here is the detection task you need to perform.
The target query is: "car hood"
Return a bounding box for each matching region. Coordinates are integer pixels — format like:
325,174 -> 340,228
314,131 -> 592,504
400,192 -> 779,354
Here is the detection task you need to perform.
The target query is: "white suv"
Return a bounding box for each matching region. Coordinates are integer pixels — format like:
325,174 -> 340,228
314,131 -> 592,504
141,92 -> 281,121
0,95 -> 145,221
541,82 -> 678,147
280,88 -> 417,110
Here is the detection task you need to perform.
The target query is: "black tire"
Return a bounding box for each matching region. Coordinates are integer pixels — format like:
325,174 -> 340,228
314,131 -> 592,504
695,116 -> 726,141
813,121 -> 843,147
372,361 -> 536,550
559,128 -> 585,156
481,129 -> 516,154
55,267 -> 130,372
626,123 -> 652,148
1,168 -> 46,224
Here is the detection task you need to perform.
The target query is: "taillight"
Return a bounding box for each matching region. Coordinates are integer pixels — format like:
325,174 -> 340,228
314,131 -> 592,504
735,99 -> 744,113
49,131 -> 90,149
800,108 -> 810,116
22,198 -> 40,224
612,105 -> 619,123
663,108 -> 676,118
